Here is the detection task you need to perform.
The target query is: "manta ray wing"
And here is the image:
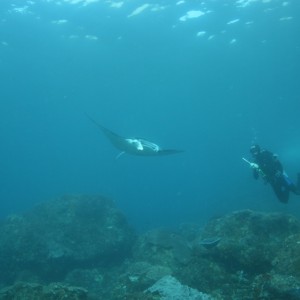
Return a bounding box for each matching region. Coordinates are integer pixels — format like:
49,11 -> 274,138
86,114 -> 184,156
86,115 -> 129,152
97,125 -> 127,151
156,149 -> 185,156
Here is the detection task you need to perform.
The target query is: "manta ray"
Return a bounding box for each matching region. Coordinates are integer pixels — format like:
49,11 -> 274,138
87,115 -> 184,157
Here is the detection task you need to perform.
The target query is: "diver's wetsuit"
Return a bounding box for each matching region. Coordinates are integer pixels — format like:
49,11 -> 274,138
252,149 -> 300,203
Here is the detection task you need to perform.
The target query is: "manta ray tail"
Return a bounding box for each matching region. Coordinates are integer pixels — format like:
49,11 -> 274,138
115,151 -> 125,159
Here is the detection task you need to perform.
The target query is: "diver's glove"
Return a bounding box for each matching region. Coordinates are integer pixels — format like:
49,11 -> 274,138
250,163 -> 259,169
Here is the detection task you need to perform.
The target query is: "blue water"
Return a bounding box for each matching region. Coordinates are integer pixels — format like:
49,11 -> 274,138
1,0 -> 300,230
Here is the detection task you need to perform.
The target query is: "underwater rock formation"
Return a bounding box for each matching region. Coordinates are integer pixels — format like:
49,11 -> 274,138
132,228 -> 192,267
198,209 -> 300,274
2,199 -> 300,299
146,275 -> 214,300
177,209 -> 300,299
0,282 -> 87,300
0,195 -> 135,284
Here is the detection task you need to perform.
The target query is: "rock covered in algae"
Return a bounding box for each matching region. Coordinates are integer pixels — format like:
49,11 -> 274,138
0,282 -> 87,300
198,209 -> 300,274
2,202 -> 300,300
176,209 -> 300,299
146,275 -> 214,300
132,228 -> 192,267
0,195 -> 136,284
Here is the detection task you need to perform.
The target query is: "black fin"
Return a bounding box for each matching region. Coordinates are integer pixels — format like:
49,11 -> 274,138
297,173 -> 300,191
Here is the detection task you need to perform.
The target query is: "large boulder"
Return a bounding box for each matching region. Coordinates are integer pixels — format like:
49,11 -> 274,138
132,228 -> 192,267
197,210 -> 300,274
177,209 -> 300,299
0,195 -> 136,284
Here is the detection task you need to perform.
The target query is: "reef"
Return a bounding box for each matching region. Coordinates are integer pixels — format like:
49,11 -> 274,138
0,282 -> 87,300
0,195 -> 135,284
1,196 -> 300,299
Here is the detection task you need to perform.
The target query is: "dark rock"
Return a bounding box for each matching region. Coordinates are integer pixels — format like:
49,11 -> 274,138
126,261 -> 172,288
176,210 -> 300,299
252,273 -> 300,300
64,268 -> 105,296
3,204 -> 300,300
198,210 -> 300,274
132,228 -> 192,267
0,282 -> 87,300
0,195 -> 136,284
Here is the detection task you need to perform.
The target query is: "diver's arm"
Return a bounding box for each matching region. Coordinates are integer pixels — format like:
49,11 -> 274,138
249,159 -> 260,179
242,157 -> 260,179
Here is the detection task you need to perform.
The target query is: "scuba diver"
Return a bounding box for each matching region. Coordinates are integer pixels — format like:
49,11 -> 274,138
244,144 -> 300,203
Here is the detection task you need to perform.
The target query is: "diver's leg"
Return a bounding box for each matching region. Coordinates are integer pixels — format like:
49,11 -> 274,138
287,173 -> 300,195
271,182 -> 289,203
282,172 -> 300,196
297,173 -> 300,194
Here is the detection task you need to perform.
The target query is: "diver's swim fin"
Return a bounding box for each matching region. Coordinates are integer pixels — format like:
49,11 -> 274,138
297,173 -> 300,192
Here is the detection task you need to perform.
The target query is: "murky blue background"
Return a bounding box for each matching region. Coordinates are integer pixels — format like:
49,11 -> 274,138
1,0 -> 299,230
